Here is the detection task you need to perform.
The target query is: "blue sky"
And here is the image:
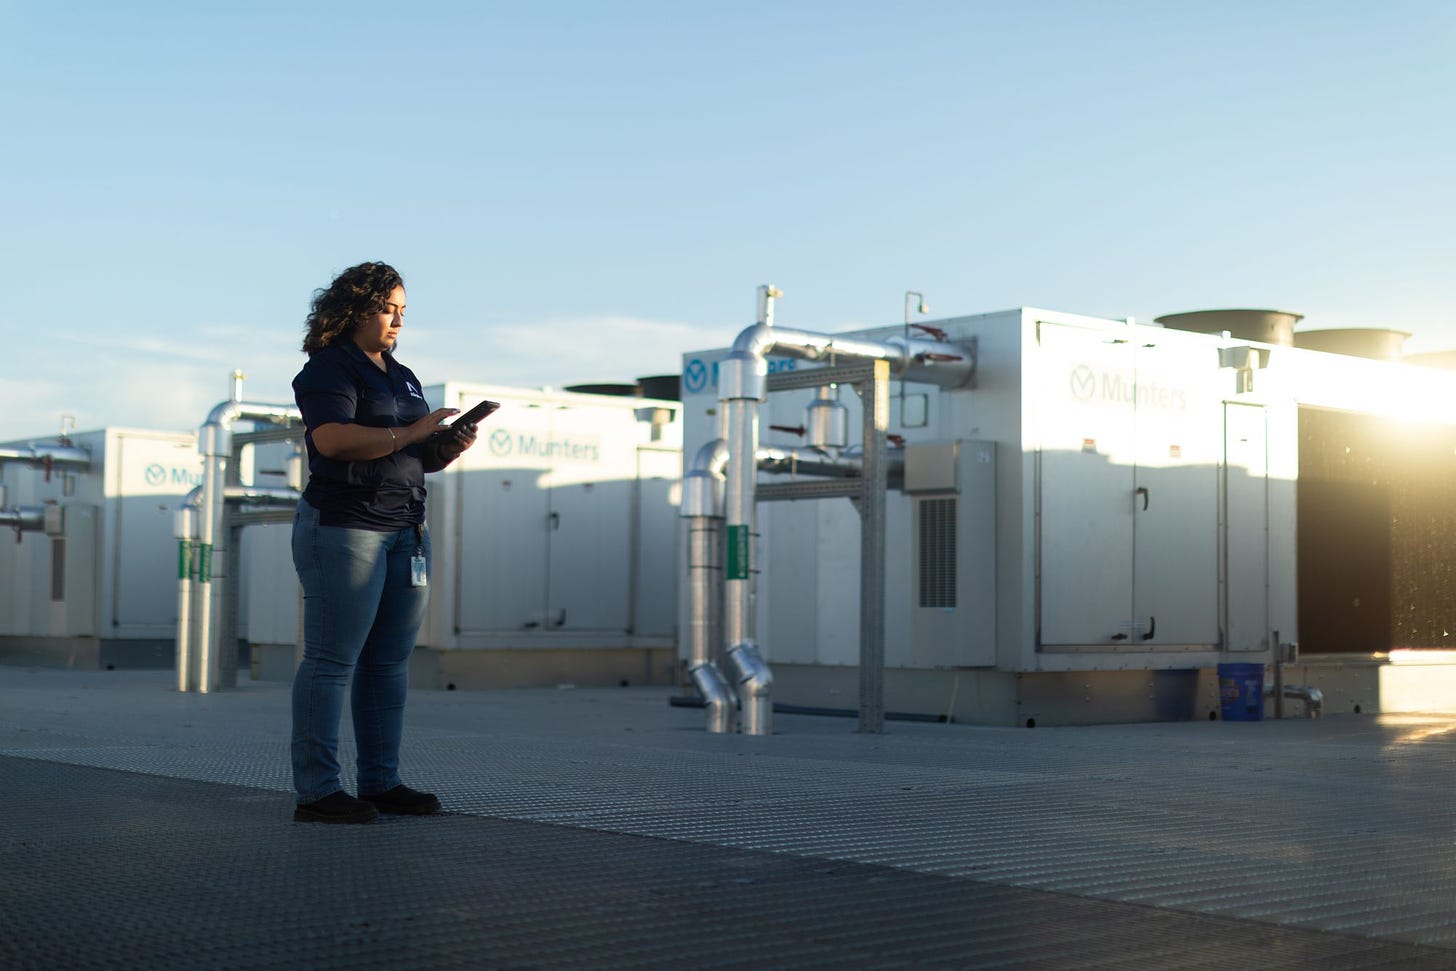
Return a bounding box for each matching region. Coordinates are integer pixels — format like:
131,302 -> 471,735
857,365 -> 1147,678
1,1 -> 1452,441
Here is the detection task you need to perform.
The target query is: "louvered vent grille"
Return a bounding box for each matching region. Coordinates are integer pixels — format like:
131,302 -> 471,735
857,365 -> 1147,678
918,498 -> 957,608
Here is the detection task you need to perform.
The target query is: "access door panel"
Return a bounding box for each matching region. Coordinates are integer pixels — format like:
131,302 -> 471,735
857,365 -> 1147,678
1037,323 -> 1136,645
1224,403 -> 1269,652
455,403 -> 553,633
1130,339 -> 1221,646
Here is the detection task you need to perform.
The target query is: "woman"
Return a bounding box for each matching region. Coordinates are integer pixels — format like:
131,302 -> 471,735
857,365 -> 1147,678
290,261 -> 477,823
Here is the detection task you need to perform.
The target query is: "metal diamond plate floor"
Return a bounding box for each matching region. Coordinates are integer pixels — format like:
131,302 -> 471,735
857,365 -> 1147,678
4,668 -> 1456,969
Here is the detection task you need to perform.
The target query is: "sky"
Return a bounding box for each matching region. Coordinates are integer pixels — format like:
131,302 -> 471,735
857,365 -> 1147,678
1,0 -> 1453,443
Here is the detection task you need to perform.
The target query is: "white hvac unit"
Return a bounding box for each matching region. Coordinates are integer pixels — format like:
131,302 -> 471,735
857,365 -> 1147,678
0,428 -> 200,668
243,382 -> 684,689
679,308 -> 1307,726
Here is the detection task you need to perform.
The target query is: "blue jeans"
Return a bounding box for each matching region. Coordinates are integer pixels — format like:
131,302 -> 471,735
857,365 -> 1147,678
290,500 -> 430,803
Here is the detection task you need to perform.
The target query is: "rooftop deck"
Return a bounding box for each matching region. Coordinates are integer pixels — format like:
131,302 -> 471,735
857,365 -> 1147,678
4,667 -> 1456,969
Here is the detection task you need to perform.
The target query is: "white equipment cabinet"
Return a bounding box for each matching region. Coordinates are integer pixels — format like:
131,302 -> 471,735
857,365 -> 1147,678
1035,321 -> 1223,649
245,382 -> 683,689
0,428 -> 200,668
679,308 -> 1302,725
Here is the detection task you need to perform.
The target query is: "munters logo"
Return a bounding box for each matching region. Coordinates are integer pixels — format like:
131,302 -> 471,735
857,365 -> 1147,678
1069,365 -> 1188,411
1069,365 -> 1098,400
488,427 -> 602,463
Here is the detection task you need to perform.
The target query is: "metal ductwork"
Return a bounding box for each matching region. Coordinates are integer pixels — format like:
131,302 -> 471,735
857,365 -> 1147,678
758,444 -> 905,482
0,443 -> 89,540
805,386 -> 849,450
174,488 -> 203,694
730,323 -> 976,390
0,442 -> 92,481
681,439 -> 735,733
1275,683 -> 1324,718
683,435 -> 910,734
0,505 -> 47,534
223,484 -> 304,508
177,374 -> 303,693
712,286 -> 976,735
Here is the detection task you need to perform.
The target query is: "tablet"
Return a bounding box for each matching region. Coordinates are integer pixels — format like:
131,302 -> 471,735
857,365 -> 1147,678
452,399 -> 500,426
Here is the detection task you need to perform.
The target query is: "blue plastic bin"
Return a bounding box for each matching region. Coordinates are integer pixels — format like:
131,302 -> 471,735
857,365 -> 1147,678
1217,662 -> 1265,721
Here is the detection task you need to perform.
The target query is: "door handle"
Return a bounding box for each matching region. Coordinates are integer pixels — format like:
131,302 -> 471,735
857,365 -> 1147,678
1135,486 -> 1149,511
1111,633 -> 1128,641
1141,616 -> 1156,641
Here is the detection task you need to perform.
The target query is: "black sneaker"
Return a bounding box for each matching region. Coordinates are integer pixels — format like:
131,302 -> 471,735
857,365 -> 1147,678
293,790 -> 380,824
359,784 -> 442,815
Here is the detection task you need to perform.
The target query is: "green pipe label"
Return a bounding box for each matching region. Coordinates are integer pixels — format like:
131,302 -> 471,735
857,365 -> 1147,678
198,543 -> 213,583
177,540 -> 191,580
726,525 -> 750,580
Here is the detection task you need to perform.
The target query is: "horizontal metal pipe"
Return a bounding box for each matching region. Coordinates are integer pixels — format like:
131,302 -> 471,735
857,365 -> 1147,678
732,323 -> 974,388
0,506 -> 45,531
0,444 -> 92,470
222,485 -> 302,507
1267,683 -> 1324,718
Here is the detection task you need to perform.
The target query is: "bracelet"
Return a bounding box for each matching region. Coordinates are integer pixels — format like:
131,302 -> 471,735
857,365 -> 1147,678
387,427 -> 398,452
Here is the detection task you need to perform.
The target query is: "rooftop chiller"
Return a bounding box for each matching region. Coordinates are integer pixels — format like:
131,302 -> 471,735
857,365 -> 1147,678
0,428 -> 201,669
243,381 -> 683,690
679,301 -> 1456,729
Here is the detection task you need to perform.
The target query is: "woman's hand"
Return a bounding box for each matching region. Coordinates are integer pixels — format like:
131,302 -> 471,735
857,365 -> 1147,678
401,408 -> 461,448
419,414 -> 479,472
439,420 -> 478,459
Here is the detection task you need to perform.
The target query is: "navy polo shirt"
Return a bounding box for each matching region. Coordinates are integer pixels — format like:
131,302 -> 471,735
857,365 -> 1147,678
293,340 -> 433,530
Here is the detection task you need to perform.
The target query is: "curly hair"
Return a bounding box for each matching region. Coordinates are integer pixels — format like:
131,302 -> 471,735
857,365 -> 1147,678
301,262 -> 406,354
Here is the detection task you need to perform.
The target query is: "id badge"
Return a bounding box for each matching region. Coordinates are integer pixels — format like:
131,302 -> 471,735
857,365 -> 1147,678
410,555 -> 428,588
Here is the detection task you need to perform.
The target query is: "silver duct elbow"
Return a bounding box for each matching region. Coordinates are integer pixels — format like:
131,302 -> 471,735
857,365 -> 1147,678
201,401 -> 301,458
690,438 -> 731,479
690,663 -> 736,734
727,641 -> 772,736
1282,684 -> 1324,718
730,322 -> 776,360
683,439 -> 729,517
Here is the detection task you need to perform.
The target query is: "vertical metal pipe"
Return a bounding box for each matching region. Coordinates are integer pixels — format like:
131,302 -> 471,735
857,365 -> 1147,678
175,544 -> 193,692
687,514 -> 732,731
683,441 -> 734,732
857,360 -> 890,733
720,349 -> 771,735
196,422 -> 227,693
722,366 -> 763,649
220,518 -> 243,689
173,497 -> 198,692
